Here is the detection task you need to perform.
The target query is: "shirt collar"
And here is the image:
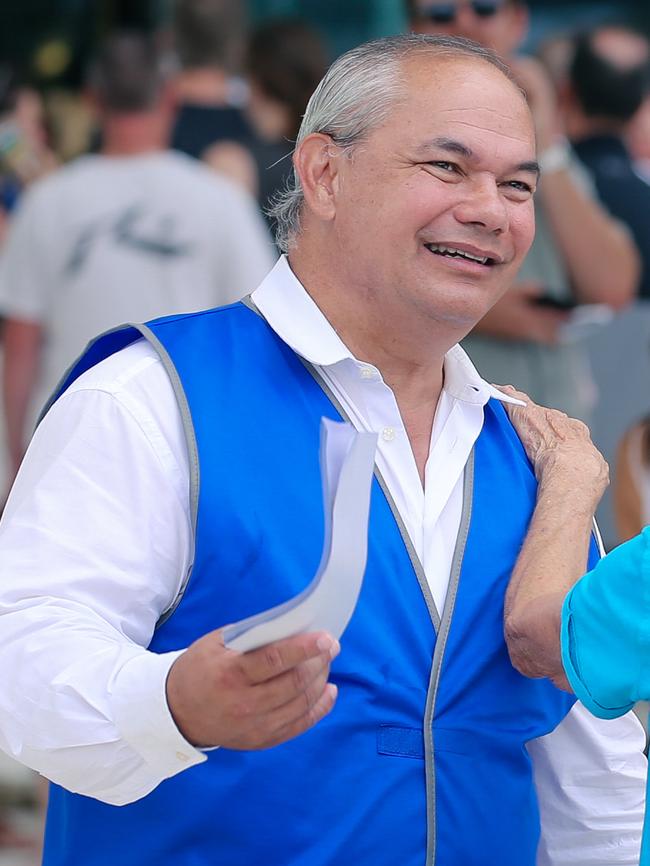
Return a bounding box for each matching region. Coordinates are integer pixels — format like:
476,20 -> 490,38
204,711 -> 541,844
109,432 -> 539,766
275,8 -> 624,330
251,255 -> 524,408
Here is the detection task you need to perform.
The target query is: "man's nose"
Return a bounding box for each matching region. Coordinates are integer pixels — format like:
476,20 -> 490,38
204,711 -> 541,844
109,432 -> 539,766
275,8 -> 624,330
453,178 -> 509,234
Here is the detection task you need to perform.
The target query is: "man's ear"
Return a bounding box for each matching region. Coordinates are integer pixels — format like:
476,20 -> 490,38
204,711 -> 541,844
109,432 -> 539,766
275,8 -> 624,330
293,133 -> 344,223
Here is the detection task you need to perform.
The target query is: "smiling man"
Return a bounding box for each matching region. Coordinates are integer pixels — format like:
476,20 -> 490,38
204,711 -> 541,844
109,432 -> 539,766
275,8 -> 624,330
0,34 -> 645,866
406,0 -> 638,424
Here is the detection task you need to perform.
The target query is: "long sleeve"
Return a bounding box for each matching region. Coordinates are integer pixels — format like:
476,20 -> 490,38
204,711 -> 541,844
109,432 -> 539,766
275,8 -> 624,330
0,341 -> 206,805
530,702 -> 646,865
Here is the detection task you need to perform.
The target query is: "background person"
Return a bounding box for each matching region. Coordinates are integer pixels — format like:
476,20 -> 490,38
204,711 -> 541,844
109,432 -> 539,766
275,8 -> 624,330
565,26 -> 650,300
170,0 -> 252,160
0,30 -> 274,487
206,17 -> 329,227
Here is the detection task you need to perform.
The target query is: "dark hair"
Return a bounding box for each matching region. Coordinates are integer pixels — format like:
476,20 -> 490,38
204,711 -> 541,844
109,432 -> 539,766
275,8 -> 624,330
248,18 -> 329,140
87,31 -> 164,112
173,0 -> 245,70
570,29 -> 650,123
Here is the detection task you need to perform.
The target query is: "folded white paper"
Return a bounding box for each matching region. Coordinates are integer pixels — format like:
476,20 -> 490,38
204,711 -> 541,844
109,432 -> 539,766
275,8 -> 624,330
223,418 -> 377,652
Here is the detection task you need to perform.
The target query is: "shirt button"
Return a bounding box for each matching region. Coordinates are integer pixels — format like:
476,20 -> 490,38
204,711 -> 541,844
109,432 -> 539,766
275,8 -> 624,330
360,366 -> 376,380
176,751 -> 190,763
381,426 -> 396,442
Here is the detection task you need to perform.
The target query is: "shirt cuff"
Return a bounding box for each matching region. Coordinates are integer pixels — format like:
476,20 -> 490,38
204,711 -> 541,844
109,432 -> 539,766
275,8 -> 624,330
561,590 -> 636,720
110,649 -> 207,778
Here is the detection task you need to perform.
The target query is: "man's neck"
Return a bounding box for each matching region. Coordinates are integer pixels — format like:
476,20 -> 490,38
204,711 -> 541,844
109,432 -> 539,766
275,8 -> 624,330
100,112 -> 169,157
287,252 -> 448,484
173,68 -> 230,106
287,252 -> 448,397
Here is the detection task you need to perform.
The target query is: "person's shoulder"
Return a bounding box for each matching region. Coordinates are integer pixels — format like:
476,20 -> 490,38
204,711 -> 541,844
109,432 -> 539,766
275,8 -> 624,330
64,338 -> 172,402
35,154 -> 102,190
12,155 -> 103,216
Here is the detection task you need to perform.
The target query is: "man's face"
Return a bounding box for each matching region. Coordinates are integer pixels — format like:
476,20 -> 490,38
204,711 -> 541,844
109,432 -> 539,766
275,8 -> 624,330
329,56 -> 537,335
411,0 -> 526,58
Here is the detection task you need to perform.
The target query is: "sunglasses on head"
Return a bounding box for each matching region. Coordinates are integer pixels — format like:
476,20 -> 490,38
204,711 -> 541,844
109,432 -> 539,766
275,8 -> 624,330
421,0 -> 506,24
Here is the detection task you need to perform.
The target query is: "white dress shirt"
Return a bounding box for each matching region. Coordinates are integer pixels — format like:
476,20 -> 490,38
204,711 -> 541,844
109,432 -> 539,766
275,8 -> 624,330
0,257 -> 645,861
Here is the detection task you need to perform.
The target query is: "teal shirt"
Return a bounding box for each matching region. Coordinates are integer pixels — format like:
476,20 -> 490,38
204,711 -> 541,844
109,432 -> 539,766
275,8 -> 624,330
561,527 -> 650,861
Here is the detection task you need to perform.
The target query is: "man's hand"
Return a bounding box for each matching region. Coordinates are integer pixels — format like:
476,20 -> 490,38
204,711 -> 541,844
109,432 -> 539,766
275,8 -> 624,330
473,282 -> 569,345
498,387 -> 608,687
499,384 -> 608,509
166,629 -> 339,750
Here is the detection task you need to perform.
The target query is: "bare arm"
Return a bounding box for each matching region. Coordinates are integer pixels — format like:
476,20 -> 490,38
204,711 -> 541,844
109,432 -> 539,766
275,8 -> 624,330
613,426 -> 646,543
537,169 -> 638,310
500,386 -> 609,689
2,317 -> 42,481
513,56 -> 639,310
472,280 -> 569,344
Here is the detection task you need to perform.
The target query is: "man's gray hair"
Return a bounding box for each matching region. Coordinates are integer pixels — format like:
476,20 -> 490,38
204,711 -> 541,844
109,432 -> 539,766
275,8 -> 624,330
268,34 -> 517,254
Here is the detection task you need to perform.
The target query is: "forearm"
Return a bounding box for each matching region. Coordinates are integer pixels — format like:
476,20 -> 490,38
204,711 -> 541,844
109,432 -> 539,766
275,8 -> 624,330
2,318 -> 42,475
539,169 -> 638,309
504,481 -> 595,685
0,601 -> 202,804
0,378 -> 201,802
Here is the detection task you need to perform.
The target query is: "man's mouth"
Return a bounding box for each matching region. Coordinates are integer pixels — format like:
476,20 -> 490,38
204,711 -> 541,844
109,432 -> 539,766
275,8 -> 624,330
424,243 -> 499,267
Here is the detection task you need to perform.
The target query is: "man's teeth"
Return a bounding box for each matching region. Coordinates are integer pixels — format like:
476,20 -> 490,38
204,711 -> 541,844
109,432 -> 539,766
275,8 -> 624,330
426,244 -> 489,265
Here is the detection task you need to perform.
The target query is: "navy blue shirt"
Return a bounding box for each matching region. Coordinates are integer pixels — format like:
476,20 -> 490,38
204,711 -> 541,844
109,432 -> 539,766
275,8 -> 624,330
573,134 -> 650,300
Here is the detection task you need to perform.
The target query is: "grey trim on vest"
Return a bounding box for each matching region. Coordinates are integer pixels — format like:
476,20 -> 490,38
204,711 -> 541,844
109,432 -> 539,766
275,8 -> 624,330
295,359 -> 441,631
38,319 -> 200,627
133,323 -> 200,628
244,292 -> 442,627
423,449 -> 475,866
135,293 -> 475,864
240,294 -> 258,315
372,466 -> 441,633
243,294 -> 443,632
302,359 -> 476,866
37,321 -> 138,427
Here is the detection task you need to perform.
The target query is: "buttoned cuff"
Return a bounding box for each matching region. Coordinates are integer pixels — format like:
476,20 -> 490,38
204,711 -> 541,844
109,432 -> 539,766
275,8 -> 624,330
110,649 -> 207,779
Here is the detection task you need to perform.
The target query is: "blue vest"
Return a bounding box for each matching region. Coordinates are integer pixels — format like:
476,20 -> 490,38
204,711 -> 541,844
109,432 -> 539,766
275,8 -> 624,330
42,302 -> 593,866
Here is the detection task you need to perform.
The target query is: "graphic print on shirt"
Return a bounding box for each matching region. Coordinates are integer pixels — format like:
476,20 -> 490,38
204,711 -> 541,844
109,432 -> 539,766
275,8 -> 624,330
64,203 -> 195,276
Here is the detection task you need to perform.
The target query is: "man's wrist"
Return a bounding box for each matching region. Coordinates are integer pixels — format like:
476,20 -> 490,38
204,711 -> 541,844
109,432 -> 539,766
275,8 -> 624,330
536,484 -> 599,527
112,649 -> 206,776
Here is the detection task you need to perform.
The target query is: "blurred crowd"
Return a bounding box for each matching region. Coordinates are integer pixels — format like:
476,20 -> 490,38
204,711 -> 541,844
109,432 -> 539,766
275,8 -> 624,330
1,0 -> 650,859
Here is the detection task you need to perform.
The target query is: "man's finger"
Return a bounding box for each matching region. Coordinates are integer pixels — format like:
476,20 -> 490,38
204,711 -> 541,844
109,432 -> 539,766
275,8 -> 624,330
258,682 -> 338,749
240,631 -> 339,685
251,655 -> 333,714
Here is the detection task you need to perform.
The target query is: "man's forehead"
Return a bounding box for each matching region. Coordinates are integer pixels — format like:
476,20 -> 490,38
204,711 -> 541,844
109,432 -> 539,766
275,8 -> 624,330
399,54 -> 526,113
379,58 -> 535,153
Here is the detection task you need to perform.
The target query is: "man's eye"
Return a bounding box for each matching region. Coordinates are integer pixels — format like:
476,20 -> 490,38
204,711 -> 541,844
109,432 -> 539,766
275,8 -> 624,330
504,180 -> 534,194
429,161 -> 458,172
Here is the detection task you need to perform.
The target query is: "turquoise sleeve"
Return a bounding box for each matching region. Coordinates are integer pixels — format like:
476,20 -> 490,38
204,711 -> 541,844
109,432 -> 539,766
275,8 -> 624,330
560,528 -> 650,719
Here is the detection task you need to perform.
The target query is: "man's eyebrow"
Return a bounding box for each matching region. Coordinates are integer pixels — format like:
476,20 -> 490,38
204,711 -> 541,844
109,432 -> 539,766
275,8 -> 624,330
518,160 -> 541,178
417,137 -> 474,159
416,136 -> 541,178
